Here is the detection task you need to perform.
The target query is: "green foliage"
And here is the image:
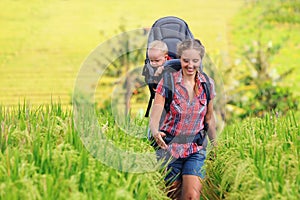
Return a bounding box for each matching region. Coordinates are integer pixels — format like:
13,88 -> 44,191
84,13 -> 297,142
0,0 -> 243,106
227,39 -> 298,120
0,103 -> 168,200
258,0 -> 300,24
248,83 -> 298,117
223,0 -> 300,122
203,112 -> 300,200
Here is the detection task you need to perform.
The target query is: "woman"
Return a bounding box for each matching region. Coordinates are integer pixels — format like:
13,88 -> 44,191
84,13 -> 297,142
149,39 -> 217,199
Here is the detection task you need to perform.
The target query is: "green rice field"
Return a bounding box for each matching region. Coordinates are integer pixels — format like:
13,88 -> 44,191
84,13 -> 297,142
1,0 -> 299,199
0,0 -> 242,107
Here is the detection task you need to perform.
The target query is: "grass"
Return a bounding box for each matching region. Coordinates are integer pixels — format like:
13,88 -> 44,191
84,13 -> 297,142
228,0 -> 300,96
0,103 -> 168,199
203,112 -> 299,200
1,1 -> 299,199
1,102 -> 298,199
0,0 -> 243,107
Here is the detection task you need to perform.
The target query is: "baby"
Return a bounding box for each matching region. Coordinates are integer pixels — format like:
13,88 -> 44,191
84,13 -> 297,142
147,40 -> 170,81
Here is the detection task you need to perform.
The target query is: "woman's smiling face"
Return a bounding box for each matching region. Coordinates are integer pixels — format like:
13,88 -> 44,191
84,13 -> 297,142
180,49 -> 201,77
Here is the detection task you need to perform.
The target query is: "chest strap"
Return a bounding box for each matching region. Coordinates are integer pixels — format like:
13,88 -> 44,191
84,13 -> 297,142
162,130 -> 206,145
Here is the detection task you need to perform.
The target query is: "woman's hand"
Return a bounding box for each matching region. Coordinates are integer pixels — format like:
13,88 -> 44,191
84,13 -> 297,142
153,131 -> 168,149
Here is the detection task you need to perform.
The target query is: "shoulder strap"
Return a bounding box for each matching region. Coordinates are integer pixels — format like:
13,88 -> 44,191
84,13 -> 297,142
163,71 -> 174,113
144,84 -> 155,117
162,59 -> 180,113
201,72 -> 211,132
201,72 -> 211,105
144,59 -> 181,117
163,71 -> 211,114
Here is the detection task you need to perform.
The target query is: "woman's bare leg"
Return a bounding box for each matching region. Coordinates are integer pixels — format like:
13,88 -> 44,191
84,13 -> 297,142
181,175 -> 202,200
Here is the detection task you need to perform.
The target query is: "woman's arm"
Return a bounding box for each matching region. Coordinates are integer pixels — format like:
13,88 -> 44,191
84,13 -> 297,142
149,93 -> 167,149
205,101 -> 217,147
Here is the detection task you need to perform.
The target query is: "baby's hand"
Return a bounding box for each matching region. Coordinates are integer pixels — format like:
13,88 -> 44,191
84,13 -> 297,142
154,66 -> 164,76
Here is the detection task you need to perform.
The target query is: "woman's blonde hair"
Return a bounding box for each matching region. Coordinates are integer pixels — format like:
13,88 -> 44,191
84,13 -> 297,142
177,39 -> 206,95
176,39 -> 205,59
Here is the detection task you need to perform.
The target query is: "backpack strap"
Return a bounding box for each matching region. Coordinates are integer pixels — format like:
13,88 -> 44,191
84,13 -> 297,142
163,70 -> 211,116
144,60 -> 212,118
200,72 -> 211,132
149,67 -> 212,148
144,85 -> 154,117
201,72 -> 211,105
163,71 -> 174,113
144,59 -> 181,117
162,59 -> 181,113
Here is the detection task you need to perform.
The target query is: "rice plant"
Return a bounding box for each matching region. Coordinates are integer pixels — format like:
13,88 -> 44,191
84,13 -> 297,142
203,112 -> 299,200
0,103 -> 168,200
2,102 -> 298,199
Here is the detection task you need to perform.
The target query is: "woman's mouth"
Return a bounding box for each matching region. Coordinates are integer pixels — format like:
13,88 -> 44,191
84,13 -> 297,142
185,66 -> 196,73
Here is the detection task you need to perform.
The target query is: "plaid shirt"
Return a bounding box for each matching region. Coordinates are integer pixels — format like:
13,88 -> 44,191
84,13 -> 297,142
156,70 -> 216,158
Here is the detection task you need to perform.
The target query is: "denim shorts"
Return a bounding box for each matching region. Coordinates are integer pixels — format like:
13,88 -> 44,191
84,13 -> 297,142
156,149 -> 207,184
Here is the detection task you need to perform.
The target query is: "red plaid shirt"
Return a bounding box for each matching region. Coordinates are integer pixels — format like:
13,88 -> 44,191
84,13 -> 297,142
156,70 -> 216,158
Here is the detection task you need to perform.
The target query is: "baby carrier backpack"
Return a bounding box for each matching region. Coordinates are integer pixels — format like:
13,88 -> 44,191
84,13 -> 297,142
142,16 -> 211,118
141,16 -> 212,147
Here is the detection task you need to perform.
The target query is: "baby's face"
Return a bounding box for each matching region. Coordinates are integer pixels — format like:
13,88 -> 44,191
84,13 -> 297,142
148,48 -> 167,68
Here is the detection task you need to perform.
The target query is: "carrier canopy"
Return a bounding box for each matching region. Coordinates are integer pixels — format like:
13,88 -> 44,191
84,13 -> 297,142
142,16 -> 195,117
145,16 -> 194,59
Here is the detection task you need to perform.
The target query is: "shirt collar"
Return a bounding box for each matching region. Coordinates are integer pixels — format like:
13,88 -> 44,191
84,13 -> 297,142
176,70 -> 183,84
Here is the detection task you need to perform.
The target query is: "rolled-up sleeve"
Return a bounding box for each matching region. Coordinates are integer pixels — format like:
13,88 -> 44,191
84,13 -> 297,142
155,79 -> 166,98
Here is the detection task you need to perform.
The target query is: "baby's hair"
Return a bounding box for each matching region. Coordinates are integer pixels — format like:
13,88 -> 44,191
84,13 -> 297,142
176,39 -> 205,59
148,40 -> 168,55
